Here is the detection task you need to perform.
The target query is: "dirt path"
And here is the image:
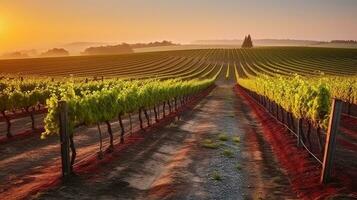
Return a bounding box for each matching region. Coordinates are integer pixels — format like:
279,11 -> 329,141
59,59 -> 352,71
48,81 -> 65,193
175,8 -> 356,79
34,84 -> 297,200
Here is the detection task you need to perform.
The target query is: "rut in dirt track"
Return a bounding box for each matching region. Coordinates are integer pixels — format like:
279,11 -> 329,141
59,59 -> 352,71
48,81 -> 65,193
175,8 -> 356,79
35,81 -> 297,200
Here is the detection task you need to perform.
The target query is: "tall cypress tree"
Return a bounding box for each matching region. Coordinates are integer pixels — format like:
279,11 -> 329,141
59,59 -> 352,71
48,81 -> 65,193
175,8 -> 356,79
242,36 -> 246,48
242,34 -> 253,48
247,35 -> 253,47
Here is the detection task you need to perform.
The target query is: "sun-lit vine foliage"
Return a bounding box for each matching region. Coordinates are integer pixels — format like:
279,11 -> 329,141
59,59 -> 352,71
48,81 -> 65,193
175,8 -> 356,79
42,78 -> 216,138
237,75 -> 357,128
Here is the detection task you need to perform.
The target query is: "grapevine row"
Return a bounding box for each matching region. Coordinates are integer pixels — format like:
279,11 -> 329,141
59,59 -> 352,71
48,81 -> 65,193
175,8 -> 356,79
236,74 -> 357,128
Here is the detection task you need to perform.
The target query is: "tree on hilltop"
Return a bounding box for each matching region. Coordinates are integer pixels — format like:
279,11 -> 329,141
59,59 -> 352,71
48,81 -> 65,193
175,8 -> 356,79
41,48 -> 69,57
242,34 -> 253,48
81,43 -> 133,55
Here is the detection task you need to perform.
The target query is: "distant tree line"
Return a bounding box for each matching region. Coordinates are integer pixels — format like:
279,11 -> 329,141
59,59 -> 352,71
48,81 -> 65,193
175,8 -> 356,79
130,40 -> 179,48
242,35 -> 253,48
81,41 -> 179,55
330,40 -> 357,44
1,48 -> 69,59
1,40 -> 179,58
81,43 -> 133,55
41,48 -> 69,57
2,51 -> 30,59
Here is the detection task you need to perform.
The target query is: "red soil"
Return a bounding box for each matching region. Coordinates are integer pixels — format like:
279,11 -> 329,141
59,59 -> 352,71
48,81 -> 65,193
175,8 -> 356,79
0,108 -> 47,122
340,115 -> 357,139
338,115 -> 357,151
0,128 -> 43,145
234,85 -> 357,200
336,133 -> 357,152
147,142 -> 193,199
0,86 -> 214,200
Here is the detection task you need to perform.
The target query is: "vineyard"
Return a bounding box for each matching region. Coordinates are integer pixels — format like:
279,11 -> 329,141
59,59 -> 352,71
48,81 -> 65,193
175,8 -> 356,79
1,47 -> 356,78
0,47 -> 356,199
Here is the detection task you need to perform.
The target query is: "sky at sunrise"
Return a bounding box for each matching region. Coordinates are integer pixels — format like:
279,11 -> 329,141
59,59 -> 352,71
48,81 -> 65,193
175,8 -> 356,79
1,0 -> 357,52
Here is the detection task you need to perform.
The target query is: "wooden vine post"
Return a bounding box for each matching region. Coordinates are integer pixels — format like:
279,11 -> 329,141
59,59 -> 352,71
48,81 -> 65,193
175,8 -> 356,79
320,99 -> 342,184
59,101 -> 71,178
297,118 -> 303,147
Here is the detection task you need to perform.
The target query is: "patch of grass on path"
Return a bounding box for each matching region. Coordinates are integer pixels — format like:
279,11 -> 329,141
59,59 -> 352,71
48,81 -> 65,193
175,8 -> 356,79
211,170 -> 222,181
168,122 -> 178,128
235,163 -> 242,171
221,149 -> 234,158
232,136 -> 240,144
226,113 -> 235,118
218,133 -> 229,141
201,139 -> 220,149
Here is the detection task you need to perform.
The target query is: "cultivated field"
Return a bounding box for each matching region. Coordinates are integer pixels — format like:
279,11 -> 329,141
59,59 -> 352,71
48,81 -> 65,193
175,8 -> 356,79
1,47 -> 356,77
0,47 -> 356,199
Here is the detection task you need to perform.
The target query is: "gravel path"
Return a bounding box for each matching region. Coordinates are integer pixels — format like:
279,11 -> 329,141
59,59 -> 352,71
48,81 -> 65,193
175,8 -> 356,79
147,84 -> 297,200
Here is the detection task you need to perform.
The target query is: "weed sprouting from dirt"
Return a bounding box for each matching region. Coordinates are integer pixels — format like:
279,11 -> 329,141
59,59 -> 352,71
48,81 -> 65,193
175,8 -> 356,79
222,149 -> 234,158
211,170 -> 222,181
168,122 -> 178,128
201,139 -> 220,149
235,163 -> 242,171
232,136 -> 240,143
226,113 -> 235,118
218,133 -> 228,141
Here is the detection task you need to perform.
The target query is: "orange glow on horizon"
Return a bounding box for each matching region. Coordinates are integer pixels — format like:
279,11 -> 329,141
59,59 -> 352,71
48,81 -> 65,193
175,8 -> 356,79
0,0 -> 357,54
0,19 -> 3,33
0,16 -> 7,38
